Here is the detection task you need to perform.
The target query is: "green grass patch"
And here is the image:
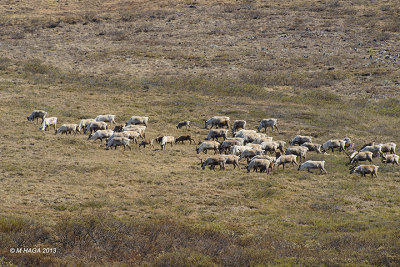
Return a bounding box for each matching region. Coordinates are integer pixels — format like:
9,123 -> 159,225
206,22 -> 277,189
370,98 -> 400,117
0,57 -> 11,70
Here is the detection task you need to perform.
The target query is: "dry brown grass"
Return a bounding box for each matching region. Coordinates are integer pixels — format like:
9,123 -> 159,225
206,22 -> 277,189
1,0 -> 400,266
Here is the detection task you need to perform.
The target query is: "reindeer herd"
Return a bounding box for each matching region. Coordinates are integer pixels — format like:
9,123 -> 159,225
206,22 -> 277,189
27,110 -> 398,177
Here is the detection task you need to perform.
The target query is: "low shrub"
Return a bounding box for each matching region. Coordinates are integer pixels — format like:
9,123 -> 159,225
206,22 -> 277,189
0,57 -> 11,70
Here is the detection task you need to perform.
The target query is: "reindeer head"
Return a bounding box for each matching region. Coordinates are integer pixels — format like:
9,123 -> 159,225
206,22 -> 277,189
349,166 -> 357,174
246,164 -> 251,172
199,158 -> 206,169
269,161 -> 275,169
113,125 -> 123,132
380,153 -> 387,162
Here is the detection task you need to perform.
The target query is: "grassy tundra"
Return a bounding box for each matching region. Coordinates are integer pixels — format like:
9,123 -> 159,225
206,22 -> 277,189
1,0 -> 400,266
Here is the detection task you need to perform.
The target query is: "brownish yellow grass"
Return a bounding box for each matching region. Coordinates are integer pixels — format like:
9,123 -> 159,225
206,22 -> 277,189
1,0 -> 400,265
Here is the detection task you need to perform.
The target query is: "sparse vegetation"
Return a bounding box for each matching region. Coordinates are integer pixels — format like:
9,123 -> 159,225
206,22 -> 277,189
1,0 -> 400,266
0,57 -> 11,71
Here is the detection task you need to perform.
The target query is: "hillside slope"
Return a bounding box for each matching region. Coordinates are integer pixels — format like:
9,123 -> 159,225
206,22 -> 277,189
0,0 -> 400,266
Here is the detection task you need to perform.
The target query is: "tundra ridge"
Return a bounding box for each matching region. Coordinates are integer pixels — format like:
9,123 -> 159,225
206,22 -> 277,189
2,0 -> 400,266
